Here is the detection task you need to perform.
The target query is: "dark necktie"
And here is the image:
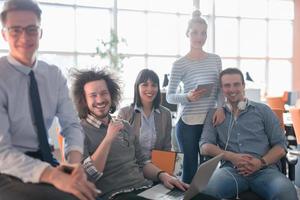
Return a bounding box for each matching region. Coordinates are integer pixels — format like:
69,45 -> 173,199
29,71 -> 55,166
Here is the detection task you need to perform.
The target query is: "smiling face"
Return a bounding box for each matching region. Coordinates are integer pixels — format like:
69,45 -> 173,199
188,22 -> 207,50
84,80 -> 112,120
221,74 -> 245,107
138,79 -> 158,106
2,10 -> 41,66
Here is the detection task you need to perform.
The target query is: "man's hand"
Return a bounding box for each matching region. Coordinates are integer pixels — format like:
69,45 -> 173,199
228,153 -> 251,167
40,164 -> 99,200
236,156 -> 262,176
105,119 -> 124,142
229,153 -> 262,176
158,172 -> 189,192
212,107 -> 225,126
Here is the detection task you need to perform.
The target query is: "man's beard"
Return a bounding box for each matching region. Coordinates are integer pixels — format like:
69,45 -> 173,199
90,109 -> 110,120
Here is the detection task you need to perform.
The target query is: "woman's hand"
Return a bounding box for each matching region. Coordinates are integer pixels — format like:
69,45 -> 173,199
212,107 -> 225,126
187,88 -> 207,102
159,172 -> 189,191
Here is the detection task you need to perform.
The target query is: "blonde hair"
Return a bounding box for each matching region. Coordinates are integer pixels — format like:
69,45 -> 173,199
186,10 -> 207,37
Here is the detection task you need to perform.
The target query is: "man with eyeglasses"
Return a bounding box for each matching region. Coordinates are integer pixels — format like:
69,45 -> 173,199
0,0 -> 98,200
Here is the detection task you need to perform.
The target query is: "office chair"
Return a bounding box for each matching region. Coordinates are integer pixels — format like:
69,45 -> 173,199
266,96 -> 285,111
266,91 -> 290,111
282,91 -> 289,104
290,108 -> 300,145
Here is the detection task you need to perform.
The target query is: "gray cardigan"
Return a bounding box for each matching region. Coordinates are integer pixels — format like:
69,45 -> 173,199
118,105 -> 172,154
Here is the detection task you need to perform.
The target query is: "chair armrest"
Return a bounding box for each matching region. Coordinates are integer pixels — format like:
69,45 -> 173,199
286,151 -> 298,166
285,151 -> 298,181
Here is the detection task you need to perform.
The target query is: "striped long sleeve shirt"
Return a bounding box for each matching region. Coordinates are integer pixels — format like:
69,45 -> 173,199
166,53 -> 223,125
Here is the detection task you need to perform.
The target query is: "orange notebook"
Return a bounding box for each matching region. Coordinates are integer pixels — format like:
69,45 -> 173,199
151,150 -> 183,178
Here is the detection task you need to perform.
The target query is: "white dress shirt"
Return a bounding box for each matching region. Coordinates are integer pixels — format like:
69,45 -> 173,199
0,55 -> 84,183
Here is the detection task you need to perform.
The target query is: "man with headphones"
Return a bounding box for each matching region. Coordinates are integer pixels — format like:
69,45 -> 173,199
199,68 -> 298,200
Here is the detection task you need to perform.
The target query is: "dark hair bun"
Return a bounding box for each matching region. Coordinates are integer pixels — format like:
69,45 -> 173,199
192,10 -> 201,19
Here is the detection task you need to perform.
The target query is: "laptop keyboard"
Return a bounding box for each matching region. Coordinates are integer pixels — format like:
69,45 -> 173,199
161,188 -> 184,200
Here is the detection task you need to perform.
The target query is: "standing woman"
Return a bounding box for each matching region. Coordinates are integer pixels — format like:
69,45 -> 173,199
166,10 -> 224,184
118,69 -> 172,159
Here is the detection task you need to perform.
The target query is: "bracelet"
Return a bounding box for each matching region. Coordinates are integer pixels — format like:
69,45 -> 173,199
156,170 -> 166,181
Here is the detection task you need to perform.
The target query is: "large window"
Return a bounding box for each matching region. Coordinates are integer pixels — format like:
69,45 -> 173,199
203,0 -> 294,96
0,0 -> 294,101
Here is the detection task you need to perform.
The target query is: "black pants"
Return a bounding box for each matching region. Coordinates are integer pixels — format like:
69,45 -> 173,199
0,174 -> 78,200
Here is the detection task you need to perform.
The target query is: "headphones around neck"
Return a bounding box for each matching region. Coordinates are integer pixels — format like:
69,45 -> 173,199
225,98 -> 248,112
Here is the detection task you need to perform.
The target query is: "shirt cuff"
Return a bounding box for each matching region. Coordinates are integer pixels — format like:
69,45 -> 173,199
26,162 -> 51,183
82,156 -> 103,182
64,145 -> 83,159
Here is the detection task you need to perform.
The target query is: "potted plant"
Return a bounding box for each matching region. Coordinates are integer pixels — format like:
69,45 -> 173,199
95,29 -> 127,72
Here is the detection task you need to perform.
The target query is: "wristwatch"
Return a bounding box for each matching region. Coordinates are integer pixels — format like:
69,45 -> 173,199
259,157 -> 267,168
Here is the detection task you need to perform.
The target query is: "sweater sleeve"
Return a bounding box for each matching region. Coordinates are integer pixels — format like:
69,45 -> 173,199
166,62 -> 189,104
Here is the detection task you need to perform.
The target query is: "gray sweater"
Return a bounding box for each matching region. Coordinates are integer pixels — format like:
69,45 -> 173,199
81,119 -> 152,200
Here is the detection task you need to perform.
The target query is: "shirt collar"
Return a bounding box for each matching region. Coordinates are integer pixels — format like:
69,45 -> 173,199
134,104 -> 160,114
246,99 -> 255,108
86,113 -> 112,129
7,54 -> 38,75
86,114 -> 103,128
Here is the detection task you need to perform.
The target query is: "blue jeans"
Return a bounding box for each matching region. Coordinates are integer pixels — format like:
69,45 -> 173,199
176,118 -> 204,184
202,166 -> 298,200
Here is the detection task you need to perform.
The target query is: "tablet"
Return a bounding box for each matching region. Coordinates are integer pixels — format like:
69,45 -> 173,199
196,83 -> 214,97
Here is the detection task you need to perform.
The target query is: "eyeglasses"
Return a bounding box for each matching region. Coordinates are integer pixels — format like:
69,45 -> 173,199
3,25 -> 41,38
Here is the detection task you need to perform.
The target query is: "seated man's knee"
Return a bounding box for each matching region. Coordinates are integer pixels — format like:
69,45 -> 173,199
256,173 -> 298,200
202,168 -> 244,199
271,180 -> 297,200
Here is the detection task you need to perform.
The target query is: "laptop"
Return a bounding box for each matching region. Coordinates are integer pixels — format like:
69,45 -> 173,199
138,153 -> 223,200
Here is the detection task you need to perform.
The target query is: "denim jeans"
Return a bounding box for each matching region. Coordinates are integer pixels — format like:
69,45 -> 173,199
202,166 -> 298,200
176,118 -> 204,184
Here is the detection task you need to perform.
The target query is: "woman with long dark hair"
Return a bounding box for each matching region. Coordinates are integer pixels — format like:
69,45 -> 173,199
118,69 -> 172,158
